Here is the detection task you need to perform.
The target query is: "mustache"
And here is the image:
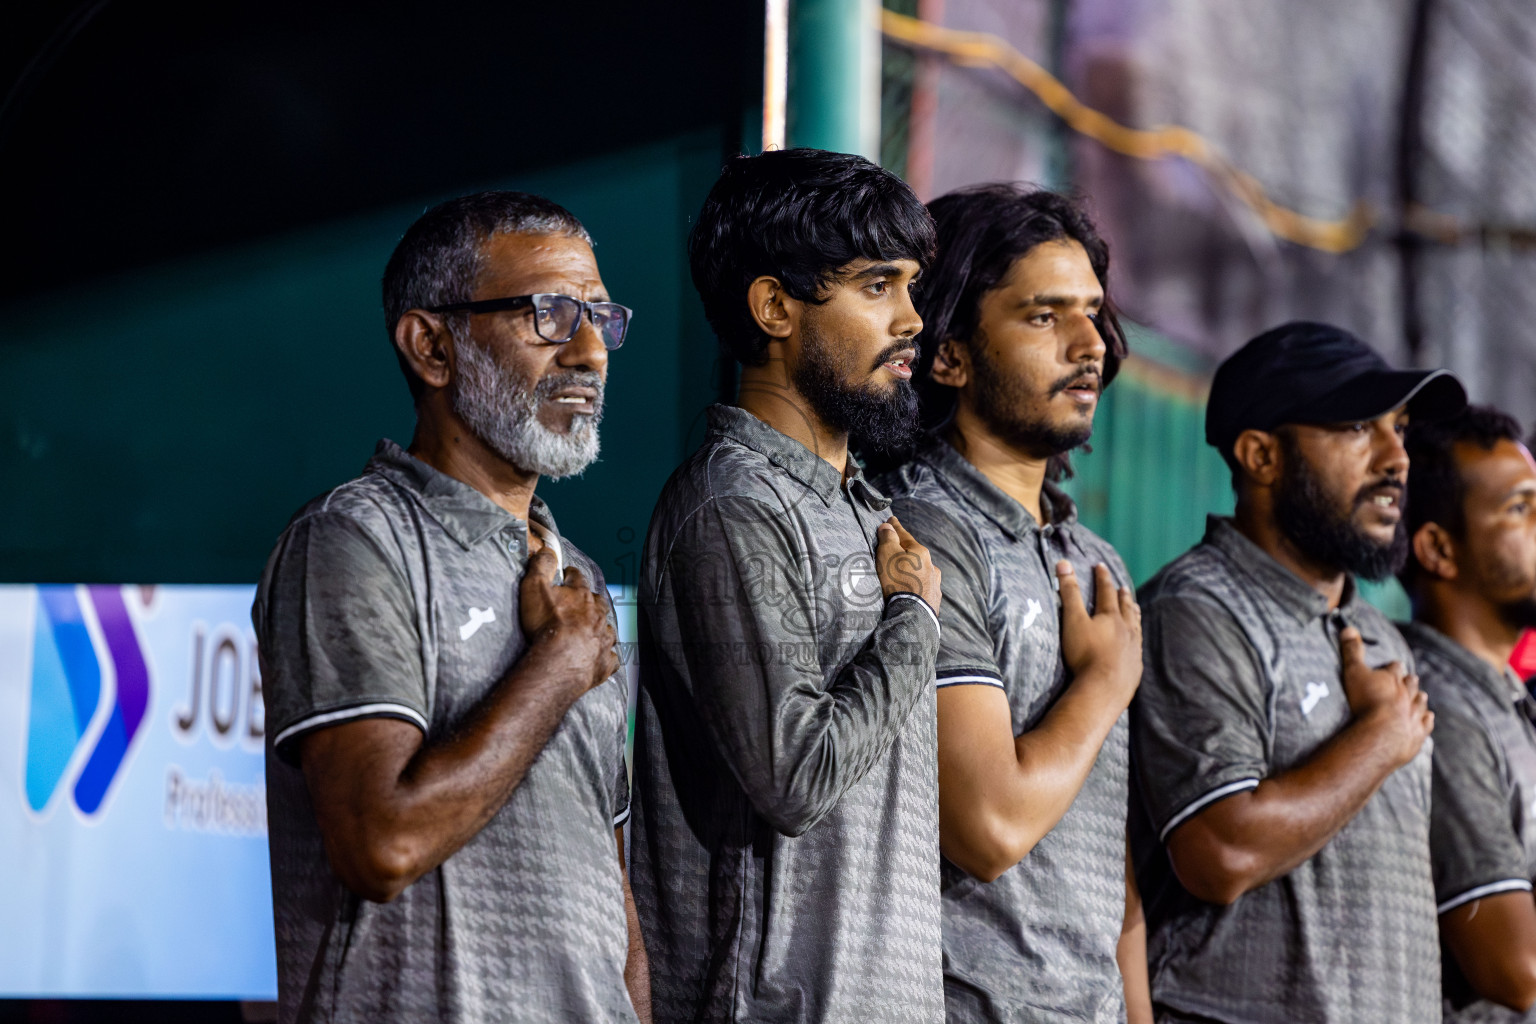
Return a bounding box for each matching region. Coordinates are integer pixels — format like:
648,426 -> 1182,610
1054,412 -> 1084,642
870,341 -> 915,373
1353,478 -> 1405,508
1047,367 -> 1104,398
532,369 -> 604,403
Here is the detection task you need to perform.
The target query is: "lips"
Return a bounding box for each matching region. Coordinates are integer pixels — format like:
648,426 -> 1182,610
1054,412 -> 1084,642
880,347 -> 917,380
535,372 -> 605,417
550,386 -> 598,406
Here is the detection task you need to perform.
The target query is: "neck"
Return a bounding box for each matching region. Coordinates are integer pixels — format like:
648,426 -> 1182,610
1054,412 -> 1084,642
407,396 -> 540,522
1420,584 -> 1522,675
946,402 -> 1050,523
736,361 -> 849,477
1233,498 -> 1348,610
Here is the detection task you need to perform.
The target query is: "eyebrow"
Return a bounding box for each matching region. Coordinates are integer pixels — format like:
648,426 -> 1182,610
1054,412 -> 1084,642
1014,292 -> 1103,309
847,263 -> 906,283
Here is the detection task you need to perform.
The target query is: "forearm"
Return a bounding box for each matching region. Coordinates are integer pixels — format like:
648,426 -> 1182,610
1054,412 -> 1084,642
615,828 -> 652,1022
622,872 -> 652,1021
1005,670 -> 1130,853
1168,712 -> 1404,902
940,670 -> 1126,878
311,640 -> 588,901
1119,846 -> 1153,1024
703,598 -> 938,836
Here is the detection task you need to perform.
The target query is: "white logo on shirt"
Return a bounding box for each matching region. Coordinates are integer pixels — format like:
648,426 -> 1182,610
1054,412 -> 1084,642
1020,598 -> 1043,631
1301,681 -> 1330,716
459,606 -> 496,640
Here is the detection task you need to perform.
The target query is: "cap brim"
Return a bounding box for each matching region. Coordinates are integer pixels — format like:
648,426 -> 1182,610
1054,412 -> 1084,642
1293,368 -> 1467,426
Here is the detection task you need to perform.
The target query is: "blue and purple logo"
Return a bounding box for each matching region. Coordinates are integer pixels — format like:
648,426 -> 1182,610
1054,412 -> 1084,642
24,585 -> 149,816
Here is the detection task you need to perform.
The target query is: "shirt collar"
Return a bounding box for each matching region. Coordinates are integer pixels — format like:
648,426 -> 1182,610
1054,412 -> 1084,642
1398,620 -> 1525,706
705,404 -> 890,510
365,438 -> 562,550
914,436 -> 1078,541
1204,515 -> 1365,626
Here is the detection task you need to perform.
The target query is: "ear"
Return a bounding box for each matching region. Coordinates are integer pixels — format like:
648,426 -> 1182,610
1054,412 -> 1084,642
928,338 -> 970,389
394,310 -> 455,391
746,275 -> 795,340
1411,522 -> 1459,582
1233,429 -> 1282,489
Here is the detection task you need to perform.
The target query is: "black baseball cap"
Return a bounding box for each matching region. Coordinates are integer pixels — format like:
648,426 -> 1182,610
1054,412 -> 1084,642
1205,321 -> 1467,463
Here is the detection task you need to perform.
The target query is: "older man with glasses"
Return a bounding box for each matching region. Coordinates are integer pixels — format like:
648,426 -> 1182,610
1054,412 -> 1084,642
252,191 -> 648,1024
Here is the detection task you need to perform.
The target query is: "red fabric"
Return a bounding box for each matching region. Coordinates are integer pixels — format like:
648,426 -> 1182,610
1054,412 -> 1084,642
1510,630 -> 1536,680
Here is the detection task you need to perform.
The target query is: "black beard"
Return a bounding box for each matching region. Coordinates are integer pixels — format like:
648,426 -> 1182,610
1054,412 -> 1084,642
970,339 -> 1096,458
1497,597 -> 1536,632
1272,437 -> 1408,582
794,319 -> 919,454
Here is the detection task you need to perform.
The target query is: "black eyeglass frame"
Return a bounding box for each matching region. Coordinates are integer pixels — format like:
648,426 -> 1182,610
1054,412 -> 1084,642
426,292 -> 632,350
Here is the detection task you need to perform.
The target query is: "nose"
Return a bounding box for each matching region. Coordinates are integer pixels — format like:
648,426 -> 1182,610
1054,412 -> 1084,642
557,311 -> 610,376
1066,311 -> 1107,364
894,285 -> 923,340
1374,416 -> 1410,479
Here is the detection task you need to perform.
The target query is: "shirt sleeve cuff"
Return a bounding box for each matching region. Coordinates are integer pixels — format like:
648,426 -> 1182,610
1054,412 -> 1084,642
1159,777 -> 1261,841
1437,878 -> 1533,914
272,701 -> 429,761
935,670 -> 1006,690
886,591 -> 940,638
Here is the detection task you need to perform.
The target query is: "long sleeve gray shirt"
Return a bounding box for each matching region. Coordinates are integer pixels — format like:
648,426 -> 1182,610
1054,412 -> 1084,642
629,405 -> 945,1024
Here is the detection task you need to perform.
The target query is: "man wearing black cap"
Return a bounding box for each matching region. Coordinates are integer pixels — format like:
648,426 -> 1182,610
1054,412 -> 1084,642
1397,406 -> 1536,1019
1129,321 -> 1466,1023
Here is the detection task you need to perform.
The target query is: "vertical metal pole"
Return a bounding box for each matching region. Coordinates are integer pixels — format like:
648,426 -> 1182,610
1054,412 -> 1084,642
1396,0 -> 1435,363
788,0 -> 882,159
763,0 -> 789,151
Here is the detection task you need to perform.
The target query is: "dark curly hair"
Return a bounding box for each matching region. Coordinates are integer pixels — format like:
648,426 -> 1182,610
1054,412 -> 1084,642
688,149 -> 936,366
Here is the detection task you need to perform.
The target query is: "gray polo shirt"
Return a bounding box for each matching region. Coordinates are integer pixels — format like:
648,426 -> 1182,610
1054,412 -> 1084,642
629,404 -> 944,1024
1402,621 -> 1536,1023
1130,516 -> 1439,1024
253,439 -> 635,1024
878,439 -> 1132,1023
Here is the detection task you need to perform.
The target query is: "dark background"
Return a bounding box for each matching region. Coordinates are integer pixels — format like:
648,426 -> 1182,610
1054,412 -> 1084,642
0,0 -> 761,593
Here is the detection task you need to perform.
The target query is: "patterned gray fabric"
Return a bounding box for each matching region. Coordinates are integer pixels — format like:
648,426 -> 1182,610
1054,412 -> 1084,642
1402,621 -> 1536,1024
1130,516 -> 1439,1024
879,438 -> 1132,1024
629,404 -> 944,1024
253,439 -> 635,1024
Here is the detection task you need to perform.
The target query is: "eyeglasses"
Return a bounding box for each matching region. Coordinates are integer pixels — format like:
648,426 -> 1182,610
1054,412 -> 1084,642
427,293 -> 632,350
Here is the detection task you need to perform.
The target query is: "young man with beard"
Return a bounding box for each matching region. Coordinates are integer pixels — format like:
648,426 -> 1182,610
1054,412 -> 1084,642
253,192 -> 648,1024
629,149 -> 945,1023
875,185 -> 1151,1023
1398,407 -> 1536,1020
1130,321 -> 1466,1024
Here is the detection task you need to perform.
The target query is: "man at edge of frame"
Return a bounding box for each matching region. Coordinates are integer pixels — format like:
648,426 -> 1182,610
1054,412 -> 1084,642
1398,404 -> 1536,1021
253,192 -> 648,1024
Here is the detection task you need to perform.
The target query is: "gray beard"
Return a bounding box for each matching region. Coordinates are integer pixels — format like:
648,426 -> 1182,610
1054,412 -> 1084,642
449,337 -> 603,480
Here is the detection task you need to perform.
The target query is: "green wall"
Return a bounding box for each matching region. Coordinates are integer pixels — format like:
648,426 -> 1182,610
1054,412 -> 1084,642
0,134 -> 729,586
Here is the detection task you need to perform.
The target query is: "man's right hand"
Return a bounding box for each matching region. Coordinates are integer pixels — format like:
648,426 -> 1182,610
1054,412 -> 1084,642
1059,561 -> 1142,705
1339,626 -> 1433,767
519,549 -> 620,691
876,515 -> 942,611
